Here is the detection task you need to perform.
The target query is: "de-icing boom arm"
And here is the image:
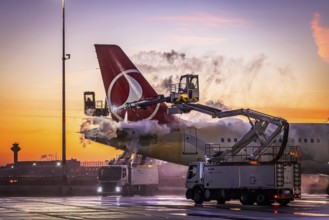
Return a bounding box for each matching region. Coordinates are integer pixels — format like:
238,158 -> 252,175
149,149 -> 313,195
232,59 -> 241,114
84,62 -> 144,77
123,74 -> 289,163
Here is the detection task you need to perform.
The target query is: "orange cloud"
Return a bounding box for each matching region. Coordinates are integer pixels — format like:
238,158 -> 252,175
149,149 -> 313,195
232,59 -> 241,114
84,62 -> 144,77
311,13 -> 329,64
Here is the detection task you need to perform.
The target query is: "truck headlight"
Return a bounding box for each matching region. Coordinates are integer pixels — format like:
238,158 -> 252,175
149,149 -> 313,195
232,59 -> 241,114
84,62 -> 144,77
115,186 -> 121,193
97,186 -> 103,193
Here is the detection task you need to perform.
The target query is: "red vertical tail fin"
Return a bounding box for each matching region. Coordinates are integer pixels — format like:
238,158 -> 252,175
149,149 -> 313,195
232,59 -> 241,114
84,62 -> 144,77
95,44 -> 173,123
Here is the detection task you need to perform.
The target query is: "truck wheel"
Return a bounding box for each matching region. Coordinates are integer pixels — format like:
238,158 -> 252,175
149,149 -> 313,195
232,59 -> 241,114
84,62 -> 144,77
146,186 -> 155,196
122,186 -> 132,197
240,192 -> 255,205
216,190 -> 226,204
278,199 -> 290,206
255,192 -> 269,206
193,189 -> 204,205
186,189 -> 193,199
141,186 -> 148,196
149,187 -> 155,196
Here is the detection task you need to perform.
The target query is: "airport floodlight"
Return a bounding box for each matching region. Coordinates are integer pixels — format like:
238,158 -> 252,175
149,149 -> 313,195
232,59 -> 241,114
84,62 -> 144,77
61,0 -> 70,189
62,0 -> 66,168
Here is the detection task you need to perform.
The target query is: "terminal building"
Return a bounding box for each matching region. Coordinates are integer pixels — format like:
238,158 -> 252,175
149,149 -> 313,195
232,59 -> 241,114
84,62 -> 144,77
0,143 -> 186,195
0,159 -> 100,186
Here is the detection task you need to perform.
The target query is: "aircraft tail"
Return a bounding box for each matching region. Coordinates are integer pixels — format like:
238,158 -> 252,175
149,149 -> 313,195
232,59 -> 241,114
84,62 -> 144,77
95,44 -> 173,123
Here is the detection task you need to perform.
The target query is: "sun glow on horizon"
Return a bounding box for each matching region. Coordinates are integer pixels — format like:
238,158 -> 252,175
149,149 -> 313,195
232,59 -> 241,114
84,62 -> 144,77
0,0 -> 328,166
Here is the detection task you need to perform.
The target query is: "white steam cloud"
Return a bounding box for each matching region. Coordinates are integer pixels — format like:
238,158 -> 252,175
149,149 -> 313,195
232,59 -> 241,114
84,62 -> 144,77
120,119 -> 170,136
80,116 -> 171,152
131,50 -> 297,108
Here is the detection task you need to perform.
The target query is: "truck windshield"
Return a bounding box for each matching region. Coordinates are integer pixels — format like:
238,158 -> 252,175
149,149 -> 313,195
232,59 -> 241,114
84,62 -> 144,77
98,167 -> 122,181
187,165 -> 197,179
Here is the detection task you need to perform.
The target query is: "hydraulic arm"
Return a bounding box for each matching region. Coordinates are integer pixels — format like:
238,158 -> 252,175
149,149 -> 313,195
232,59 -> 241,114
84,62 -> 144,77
84,74 -> 289,163
170,104 -> 289,162
122,74 -> 289,163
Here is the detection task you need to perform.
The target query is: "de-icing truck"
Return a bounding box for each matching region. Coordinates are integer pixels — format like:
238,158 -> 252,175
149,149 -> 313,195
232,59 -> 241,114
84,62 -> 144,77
185,145 -> 301,206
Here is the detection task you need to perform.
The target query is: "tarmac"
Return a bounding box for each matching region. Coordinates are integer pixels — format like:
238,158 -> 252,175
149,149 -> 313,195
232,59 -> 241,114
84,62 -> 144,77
0,194 -> 329,219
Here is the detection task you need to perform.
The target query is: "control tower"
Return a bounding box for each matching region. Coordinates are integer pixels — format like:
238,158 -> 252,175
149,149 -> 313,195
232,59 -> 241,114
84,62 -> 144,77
11,143 -> 21,164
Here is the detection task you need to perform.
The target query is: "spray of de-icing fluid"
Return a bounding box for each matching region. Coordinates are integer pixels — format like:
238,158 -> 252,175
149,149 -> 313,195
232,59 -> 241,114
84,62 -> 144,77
80,48 -> 295,148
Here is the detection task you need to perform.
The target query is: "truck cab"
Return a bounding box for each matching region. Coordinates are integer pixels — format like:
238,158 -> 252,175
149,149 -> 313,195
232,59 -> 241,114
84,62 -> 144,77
97,165 -> 128,196
97,164 -> 159,197
83,91 -> 109,116
170,74 -> 199,103
186,162 -> 204,189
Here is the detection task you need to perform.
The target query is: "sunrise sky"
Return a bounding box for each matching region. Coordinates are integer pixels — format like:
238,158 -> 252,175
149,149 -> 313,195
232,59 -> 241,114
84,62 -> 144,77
0,0 -> 328,166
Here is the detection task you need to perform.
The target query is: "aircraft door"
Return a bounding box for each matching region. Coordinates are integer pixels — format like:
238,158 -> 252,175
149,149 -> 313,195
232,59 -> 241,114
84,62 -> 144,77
183,127 -> 198,154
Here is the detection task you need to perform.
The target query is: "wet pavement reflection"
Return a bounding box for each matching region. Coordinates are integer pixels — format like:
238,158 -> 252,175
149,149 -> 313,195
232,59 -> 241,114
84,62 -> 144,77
0,194 -> 328,219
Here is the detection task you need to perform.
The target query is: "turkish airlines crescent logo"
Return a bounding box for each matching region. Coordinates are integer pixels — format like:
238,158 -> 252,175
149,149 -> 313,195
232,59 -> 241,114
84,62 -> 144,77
107,69 -> 160,121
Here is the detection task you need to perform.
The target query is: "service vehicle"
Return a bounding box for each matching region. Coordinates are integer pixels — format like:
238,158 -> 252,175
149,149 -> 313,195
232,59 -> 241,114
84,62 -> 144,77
97,164 -> 159,196
185,145 -> 301,206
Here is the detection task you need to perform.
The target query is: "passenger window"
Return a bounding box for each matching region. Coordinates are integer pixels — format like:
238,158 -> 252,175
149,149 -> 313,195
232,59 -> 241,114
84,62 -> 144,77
228,138 -> 231,143
298,138 -> 302,143
304,138 -> 307,143
311,138 -> 314,143
234,138 -> 237,142
221,138 -> 225,143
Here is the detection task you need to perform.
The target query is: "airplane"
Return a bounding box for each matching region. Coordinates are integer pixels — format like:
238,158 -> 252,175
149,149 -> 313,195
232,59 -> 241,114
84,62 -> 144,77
84,44 -> 329,193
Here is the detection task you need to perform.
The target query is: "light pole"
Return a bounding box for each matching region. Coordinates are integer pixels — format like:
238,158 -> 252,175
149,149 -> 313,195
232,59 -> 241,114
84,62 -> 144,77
62,0 -> 70,186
